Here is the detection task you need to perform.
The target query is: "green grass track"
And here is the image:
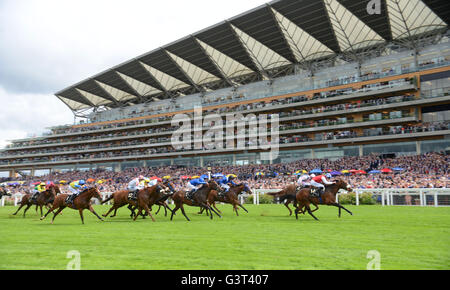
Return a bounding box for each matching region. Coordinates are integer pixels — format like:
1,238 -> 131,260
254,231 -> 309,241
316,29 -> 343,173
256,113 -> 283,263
0,204 -> 449,270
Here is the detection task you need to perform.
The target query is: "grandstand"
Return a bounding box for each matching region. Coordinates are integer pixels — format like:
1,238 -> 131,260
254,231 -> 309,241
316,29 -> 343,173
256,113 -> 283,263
1,0 -> 450,178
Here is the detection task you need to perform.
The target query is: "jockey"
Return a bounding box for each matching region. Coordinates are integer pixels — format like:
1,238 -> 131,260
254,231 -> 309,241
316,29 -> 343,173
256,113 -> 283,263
297,174 -> 311,188
31,182 -> 47,200
67,180 -> 87,204
217,175 -> 237,193
128,175 -> 146,195
310,173 -> 334,195
187,177 -> 207,197
162,176 -> 175,193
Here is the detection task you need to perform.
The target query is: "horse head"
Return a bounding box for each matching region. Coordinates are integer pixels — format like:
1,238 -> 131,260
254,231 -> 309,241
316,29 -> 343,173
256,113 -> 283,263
334,179 -> 352,193
208,180 -> 220,191
86,187 -> 103,202
240,183 -> 253,195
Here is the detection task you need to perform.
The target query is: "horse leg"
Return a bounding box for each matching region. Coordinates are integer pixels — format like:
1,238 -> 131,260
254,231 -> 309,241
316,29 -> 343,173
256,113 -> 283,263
305,204 -> 319,221
213,202 -> 222,214
179,205 -> 190,221
331,202 -> 353,217
284,200 -> 292,216
12,203 -> 26,215
233,203 -> 239,216
50,207 -> 65,224
238,204 -> 248,214
41,205 -> 57,220
88,205 -> 104,221
102,205 -> 116,218
203,203 -> 221,219
23,204 -> 32,218
198,207 -> 205,215
155,205 -> 161,215
294,205 -> 300,220
78,209 -> 85,224
170,205 -> 180,221
143,204 -> 155,222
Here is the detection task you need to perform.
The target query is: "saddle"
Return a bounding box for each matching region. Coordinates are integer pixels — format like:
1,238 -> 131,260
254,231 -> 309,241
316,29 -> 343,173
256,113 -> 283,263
128,190 -> 138,201
309,187 -> 323,198
185,190 -> 195,202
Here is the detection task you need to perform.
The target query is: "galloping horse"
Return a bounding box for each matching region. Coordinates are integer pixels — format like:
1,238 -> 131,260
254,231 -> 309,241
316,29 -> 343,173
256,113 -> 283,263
132,184 -> 172,222
40,187 -> 104,224
163,180 -> 222,221
199,183 -> 251,216
101,184 -> 172,219
267,184 -> 300,216
12,185 -> 59,217
294,179 -> 353,221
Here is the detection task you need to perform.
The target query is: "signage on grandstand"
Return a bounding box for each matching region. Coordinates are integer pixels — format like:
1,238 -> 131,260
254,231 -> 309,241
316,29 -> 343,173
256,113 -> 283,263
171,106 -> 279,161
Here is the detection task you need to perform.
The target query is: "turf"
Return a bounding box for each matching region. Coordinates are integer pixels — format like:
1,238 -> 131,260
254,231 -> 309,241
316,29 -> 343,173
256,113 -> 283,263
0,204 -> 449,270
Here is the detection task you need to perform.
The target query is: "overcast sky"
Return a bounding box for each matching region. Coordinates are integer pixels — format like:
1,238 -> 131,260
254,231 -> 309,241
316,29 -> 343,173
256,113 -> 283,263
0,0 -> 269,149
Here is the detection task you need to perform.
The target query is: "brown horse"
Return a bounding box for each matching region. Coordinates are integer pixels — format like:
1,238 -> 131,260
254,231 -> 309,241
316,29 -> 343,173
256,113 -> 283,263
40,187 -> 104,224
266,184 -> 300,216
199,183 -> 251,216
163,180 -> 222,221
101,184 -> 172,219
294,179 -> 353,221
131,184 -> 172,222
12,186 -> 59,217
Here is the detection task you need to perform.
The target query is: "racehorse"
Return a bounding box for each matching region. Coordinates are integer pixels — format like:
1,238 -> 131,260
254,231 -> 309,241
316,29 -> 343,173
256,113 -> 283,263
199,183 -> 251,216
266,184 -> 300,216
162,180 -> 222,221
12,185 -> 59,217
40,187 -> 104,224
294,179 -> 353,221
132,184 -> 172,222
101,184 -> 172,219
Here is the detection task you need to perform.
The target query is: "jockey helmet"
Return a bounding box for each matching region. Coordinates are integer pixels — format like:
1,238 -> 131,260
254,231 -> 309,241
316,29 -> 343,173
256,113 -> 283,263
138,175 -> 144,180
79,180 -> 86,185
325,173 -> 332,179
40,182 -> 46,186
310,174 -> 316,178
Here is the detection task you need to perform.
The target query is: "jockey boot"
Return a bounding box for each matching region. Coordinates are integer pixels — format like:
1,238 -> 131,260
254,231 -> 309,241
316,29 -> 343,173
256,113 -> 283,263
186,189 -> 196,200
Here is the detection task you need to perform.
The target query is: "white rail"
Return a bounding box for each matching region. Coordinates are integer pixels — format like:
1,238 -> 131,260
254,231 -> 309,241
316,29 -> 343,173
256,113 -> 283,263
252,188 -> 450,207
2,189 -> 449,207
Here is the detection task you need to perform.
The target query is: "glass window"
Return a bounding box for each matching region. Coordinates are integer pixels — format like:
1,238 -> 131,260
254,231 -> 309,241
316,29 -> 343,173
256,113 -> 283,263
420,139 -> 450,153
363,142 -> 417,156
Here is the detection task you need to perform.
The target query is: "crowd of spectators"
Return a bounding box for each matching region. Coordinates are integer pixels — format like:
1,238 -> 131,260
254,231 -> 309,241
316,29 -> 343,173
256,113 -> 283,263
1,121 -> 449,166
4,78 -> 415,150
1,152 -> 448,196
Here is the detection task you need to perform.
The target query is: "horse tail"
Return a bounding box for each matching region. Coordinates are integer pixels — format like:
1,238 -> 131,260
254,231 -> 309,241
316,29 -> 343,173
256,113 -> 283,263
101,193 -> 115,204
156,193 -> 174,203
276,193 -> 296,203
267,190 -> 283,197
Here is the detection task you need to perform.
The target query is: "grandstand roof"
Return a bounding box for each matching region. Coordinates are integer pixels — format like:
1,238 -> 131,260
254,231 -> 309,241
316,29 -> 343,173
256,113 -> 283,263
55,0 -> 450,111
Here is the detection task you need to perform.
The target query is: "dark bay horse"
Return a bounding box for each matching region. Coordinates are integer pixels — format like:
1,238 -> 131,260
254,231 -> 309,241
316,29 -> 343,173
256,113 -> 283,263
267,184 -> 300,216
294,179 -> 353,221
199,183 -> 251,216
40,187 -> 104,224
163,180 -> 222,221
12,185 -> 59,217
